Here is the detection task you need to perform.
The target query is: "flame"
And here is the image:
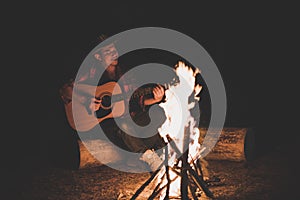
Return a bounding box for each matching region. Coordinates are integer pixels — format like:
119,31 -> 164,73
156,61 -> 203,199
194,84 -> 202,101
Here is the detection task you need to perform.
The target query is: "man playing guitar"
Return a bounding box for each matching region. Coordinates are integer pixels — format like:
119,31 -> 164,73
59,34 -> 167,171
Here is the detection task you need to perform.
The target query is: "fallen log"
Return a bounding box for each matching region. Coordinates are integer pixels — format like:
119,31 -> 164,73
199,127 -> 256,162
78,127 -> 255,168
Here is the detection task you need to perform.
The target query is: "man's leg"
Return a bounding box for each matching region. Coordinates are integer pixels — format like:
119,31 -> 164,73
117,120 -> 164,171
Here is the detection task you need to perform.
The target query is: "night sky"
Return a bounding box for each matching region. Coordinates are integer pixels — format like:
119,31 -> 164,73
3,2 -> 297,195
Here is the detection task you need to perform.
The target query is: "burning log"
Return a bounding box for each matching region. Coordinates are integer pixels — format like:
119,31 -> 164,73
199,127 -> 256,162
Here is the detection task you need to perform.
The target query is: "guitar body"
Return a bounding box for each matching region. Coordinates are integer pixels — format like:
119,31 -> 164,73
65,82 -> 125,132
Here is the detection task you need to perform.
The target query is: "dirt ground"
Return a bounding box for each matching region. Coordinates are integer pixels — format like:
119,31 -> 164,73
17,146 -> 297,200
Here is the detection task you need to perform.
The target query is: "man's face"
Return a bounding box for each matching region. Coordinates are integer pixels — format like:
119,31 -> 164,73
98,44 -> 119,67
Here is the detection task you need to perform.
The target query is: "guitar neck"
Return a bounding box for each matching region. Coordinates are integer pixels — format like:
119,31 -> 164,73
131,83 -> 171,99
75,80 -> 178,103
131,87 -> 153,99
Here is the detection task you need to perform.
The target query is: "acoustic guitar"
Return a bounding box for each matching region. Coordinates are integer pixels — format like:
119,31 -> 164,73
64,80 -> 178,132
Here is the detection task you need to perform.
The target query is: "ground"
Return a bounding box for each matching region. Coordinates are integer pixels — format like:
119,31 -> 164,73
17,147 -> 297,200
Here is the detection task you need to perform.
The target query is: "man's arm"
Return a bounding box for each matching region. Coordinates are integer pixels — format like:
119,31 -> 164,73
59,79 -> 101,112
59,79 -> 74,105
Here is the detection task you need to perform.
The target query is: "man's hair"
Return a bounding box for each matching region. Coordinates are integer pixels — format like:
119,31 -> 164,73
89,34 -> 108,49
90,33 -> 116,54
97,34 -> 108,43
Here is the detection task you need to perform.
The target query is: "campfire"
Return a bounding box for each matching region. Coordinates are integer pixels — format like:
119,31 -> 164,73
131,61 -> 214,199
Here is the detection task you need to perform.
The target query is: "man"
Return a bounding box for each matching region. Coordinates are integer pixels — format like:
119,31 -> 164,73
59,34 -> 166,171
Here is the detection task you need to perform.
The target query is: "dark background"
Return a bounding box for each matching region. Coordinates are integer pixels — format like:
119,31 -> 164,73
3,1 -> 298,197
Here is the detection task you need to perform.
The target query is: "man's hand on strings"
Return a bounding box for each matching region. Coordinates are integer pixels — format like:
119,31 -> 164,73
88,97 -> 102,112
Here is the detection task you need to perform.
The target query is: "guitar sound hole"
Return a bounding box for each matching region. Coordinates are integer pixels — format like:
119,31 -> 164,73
101,95 -> 112,108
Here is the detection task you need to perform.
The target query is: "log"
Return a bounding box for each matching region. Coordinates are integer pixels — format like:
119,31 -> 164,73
77,127 -> 256,168
199,127 -> 256,162
78,139 -> 123,169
